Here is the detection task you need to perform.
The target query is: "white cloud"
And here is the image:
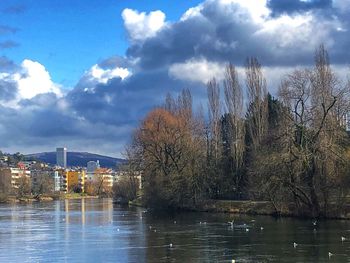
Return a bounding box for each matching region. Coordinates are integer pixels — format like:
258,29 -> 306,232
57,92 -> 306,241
88,64 -> 130,84
254,11 -> 342,53
122,8 -> 166,42
221,0 -> 269,23
0,59 -> 62,108
169,58 -> 225,83
16,60 -> 62,99
180,5 -> 203,21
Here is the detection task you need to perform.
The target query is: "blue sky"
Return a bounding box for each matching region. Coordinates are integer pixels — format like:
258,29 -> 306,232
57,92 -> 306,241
1,0 -> 203,87
0,0 -> 349,157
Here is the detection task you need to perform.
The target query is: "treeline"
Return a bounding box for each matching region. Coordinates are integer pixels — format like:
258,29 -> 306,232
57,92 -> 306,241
127,45 -> 350,217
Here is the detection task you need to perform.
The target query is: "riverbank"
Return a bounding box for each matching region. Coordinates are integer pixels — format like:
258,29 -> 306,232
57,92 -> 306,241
129,198 -> 350,220
193,200 -> 350,219
0,193 -> 99,204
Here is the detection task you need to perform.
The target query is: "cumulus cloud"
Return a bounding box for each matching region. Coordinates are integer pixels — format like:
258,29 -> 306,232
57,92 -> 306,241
15,60 -> 62,100
1,0 -> 350,157
128,0 -> 350,69
169,58 -> 225,83
0,59 -> 62,108
122,8 -> 166,42
88,64 -> 131,84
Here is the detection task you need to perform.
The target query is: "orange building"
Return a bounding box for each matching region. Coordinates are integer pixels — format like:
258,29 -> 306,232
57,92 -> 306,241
61,170 -> 85,193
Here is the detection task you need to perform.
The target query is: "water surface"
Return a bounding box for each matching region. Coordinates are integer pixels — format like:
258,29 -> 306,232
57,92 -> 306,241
0,198 -> 349,262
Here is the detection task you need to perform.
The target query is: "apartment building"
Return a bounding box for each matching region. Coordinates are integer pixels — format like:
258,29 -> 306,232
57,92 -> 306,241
61,170 -> 85,193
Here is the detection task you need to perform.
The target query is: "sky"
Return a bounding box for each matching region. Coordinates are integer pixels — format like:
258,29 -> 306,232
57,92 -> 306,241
0,0 -> 349,157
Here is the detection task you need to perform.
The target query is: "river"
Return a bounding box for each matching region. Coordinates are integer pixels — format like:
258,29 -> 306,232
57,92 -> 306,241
0,198 -> 349,262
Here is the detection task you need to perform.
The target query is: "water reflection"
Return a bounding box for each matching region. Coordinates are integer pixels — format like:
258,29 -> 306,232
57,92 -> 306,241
0,199 -> 349,262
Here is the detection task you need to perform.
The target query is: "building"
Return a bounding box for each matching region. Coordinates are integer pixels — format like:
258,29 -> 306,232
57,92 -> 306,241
87,160 -> 100,173
54,171 -> 61,192
30,170 -> 54,193
86,160 -> 100,181
0,167 -> 31,190
56,147 -> 67,168
61,170 -> 85,193
94,168 -> 114,189
114,170 -> 143,190
17,161 -> 38,170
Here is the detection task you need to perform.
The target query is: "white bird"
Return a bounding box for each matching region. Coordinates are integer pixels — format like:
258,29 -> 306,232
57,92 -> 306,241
293,242 -> 298,248
169,243 -> 173,248
245,228 -> 249,232
232,260 -> 236,263
312,220 -> 317,226
117,228 -> 120,232
341,236 -> 346,242
174,221 -> 176,224
149,226 -> 152,230
260,227 -> 264,231
228,220 -> 234,226
328,252 -> 333,258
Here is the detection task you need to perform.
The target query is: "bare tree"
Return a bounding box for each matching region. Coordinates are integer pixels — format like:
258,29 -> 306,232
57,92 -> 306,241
245,57 -> 268,149
277,45 -> 350,217
224,63 -> 245,171
223,63 -> 246,196
207,78 -> 221,160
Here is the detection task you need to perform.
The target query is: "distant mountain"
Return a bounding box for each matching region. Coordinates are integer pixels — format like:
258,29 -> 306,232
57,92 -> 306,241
26,152 -> 127,168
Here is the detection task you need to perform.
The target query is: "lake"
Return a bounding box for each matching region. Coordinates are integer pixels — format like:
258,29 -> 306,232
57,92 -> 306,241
0,198 -> 349,262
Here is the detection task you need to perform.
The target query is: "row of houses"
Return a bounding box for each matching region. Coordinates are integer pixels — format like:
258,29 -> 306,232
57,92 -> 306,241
0,161 -> 141,195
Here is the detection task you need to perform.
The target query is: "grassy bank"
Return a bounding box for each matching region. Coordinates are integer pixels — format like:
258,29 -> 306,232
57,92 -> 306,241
128,198 -> 350,220
62,193 -> 99,200
189,200 -> 350,219
192,200 -> 277,215
0,193 -> 99,204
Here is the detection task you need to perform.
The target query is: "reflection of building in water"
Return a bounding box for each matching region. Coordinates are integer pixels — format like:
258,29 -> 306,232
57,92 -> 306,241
54,201 -> 62,239
102,198 -> 113,223
81,198 -> 85,226
65,199 -> 69,224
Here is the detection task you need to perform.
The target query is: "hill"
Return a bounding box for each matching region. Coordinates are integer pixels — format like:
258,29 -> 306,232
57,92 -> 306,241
26,152 -> 127,168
